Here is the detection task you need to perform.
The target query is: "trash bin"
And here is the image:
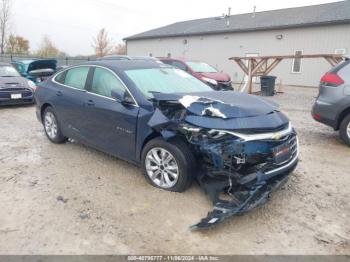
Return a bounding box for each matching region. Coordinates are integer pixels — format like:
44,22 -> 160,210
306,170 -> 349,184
260,75 -> 277,96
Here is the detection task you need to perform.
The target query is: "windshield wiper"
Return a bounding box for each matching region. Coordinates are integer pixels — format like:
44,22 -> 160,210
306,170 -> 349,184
148,91 -> 162,94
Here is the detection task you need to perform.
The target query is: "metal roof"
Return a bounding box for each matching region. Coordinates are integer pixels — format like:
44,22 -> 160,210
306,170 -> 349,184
124,1 -> 350,41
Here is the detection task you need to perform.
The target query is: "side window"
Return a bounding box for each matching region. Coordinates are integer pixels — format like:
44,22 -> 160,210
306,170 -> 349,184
55,71 -> 66,84
292,50 -> 303,73
172,61 -> 187,71
64,67 -> 89,90
91,67 -> 126,99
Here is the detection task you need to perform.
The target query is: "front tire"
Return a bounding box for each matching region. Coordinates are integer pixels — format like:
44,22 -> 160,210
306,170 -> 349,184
43,107 -> 67,144
339,114 -> 350,146
141,137 -> 196,192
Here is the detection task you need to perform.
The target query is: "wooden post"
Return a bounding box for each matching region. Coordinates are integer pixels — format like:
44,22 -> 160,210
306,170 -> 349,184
247,59 -> 253,94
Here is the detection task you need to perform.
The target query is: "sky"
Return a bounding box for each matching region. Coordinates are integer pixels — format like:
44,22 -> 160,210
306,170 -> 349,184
11,0 -> 340,56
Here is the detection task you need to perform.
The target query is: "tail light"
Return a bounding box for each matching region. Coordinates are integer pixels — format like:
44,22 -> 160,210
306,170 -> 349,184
320,73 -> 344,87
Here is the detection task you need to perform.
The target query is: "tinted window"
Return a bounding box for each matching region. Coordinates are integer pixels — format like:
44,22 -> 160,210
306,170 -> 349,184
64,67 -> 89,90
172,61 -> 187,71
55,71 -> 66,84
91,67 -> 126,99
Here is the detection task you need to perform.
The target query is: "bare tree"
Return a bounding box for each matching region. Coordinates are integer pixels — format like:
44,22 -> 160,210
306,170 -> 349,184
92,28 -> 112,57
6,34 -> 29,55
36,35 -> 60,57
114,43 -> 126,55
0,0 -> 11,54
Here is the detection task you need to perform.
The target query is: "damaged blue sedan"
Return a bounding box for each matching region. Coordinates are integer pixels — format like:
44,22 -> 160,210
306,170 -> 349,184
34,60 -> 299,229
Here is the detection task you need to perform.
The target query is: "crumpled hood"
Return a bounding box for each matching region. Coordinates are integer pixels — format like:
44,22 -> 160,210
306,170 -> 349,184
0,76 -> 28,88
153,91 -> 279,119
151,91 -> 287,131
198,72 -> 231,82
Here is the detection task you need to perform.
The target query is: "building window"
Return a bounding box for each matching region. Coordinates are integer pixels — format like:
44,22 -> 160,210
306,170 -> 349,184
335,48 -> 346,55
292,50 -> 303,73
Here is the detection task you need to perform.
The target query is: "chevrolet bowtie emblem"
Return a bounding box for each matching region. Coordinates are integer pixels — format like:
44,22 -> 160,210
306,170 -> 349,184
273,132 -> 283,140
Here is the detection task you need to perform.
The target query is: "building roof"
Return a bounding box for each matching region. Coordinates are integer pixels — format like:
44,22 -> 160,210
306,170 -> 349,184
124,1 -> 350,41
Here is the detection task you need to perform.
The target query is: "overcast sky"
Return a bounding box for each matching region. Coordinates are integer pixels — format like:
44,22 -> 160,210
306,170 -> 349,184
11,0 -> 340,56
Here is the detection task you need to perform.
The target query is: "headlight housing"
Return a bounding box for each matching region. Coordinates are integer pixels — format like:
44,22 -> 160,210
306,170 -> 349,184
202,77 -> 218,86
27,80 -> 37,91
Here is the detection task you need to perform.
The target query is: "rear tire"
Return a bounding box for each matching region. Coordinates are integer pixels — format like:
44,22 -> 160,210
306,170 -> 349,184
339,114 -> 350,146
141,137 -> 196,192
43,107 -> 67,144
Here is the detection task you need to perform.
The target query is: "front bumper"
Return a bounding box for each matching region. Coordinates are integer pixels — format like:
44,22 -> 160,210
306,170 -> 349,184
0,97 -> 34,106
192,155 -> 298,229
0,89 -> 35,106
191,133 -> 299,229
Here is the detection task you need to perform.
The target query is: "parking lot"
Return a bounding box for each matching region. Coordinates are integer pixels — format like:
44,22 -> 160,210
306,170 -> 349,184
0,86 -> 349,255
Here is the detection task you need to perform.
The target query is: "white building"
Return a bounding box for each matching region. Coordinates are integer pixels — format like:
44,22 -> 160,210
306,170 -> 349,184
124,1 -> 350,87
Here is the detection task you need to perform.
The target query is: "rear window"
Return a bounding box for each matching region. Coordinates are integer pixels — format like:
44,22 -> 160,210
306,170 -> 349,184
330,60 -> 350,73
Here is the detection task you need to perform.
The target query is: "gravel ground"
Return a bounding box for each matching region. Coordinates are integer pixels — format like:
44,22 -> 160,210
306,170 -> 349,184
0,86 -> 349,255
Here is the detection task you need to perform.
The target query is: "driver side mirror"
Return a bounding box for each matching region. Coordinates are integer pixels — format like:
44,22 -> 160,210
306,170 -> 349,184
111,90 -> 134,106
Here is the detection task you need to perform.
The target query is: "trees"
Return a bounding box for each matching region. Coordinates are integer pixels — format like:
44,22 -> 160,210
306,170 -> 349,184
35,35 -> 61,57
114,43 -> 126,55
5,34 -> 29,55
92,28 -> 112,57
0,0 -> 11,54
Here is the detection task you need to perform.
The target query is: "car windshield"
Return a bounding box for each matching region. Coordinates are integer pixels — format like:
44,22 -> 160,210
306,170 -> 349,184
125,68 -> 212,98
185,61 -> 217,73
0,66 -> 20,77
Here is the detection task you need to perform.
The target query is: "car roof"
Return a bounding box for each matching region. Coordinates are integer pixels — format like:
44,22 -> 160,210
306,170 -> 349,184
74,60 -> 172,71
158,57 -> 204,63
96,55 -> 131,61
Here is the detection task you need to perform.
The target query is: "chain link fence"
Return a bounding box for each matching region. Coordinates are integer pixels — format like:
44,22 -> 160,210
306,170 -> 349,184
0,54 -> 94,66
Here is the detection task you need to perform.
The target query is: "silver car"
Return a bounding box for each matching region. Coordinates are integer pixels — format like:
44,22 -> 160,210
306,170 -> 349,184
312,59 -> 350,146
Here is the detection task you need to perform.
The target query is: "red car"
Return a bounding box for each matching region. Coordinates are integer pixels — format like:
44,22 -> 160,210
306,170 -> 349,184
159,57 -> 233,90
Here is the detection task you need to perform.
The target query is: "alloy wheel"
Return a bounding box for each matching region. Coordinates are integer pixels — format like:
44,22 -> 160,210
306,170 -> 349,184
44,112 -> 58,139
145,147 -> 179,189
347,122 -> 350,139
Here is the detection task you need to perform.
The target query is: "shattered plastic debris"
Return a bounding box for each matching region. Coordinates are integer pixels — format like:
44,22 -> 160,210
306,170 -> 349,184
201,105 -> 227,118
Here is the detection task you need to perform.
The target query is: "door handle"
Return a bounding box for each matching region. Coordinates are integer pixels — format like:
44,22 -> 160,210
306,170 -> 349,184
86,100 -> 95,106
56,91 -> 63,96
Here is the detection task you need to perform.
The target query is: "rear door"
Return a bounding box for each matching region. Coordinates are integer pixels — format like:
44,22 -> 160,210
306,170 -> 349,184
51,66 -> 92,141
83,67 -> 139,160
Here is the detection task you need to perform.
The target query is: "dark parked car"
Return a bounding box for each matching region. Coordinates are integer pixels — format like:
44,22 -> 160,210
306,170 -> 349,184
159,57 -> 233,90
12,59 -> 57,83
312,59 -> 350,146
131,56 -> 163,64
0,63 -> 36,105
35,60 -> 298,228
96,55 -> 131,61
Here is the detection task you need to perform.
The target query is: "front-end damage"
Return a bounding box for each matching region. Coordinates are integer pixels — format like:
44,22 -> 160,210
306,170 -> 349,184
148,92 -> 299,229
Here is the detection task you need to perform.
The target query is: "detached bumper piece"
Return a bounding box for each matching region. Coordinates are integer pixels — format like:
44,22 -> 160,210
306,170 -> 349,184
191,155 -> 298,230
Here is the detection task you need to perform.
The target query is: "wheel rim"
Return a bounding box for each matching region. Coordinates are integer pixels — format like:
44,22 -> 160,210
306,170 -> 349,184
347,122 -> 350,138
44,112 -> 58,139
145,147 -> 179,189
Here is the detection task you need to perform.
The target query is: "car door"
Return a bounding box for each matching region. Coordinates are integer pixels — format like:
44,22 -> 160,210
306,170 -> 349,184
83,66 -> 139,160
51,66 -> 92,141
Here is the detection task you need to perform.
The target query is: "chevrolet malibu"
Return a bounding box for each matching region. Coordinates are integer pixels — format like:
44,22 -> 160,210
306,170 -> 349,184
35,61 -> 298,229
